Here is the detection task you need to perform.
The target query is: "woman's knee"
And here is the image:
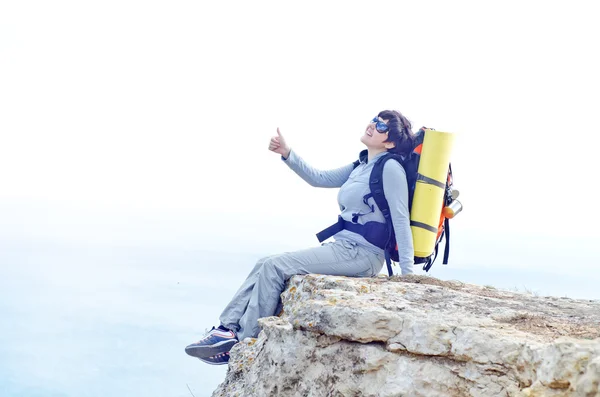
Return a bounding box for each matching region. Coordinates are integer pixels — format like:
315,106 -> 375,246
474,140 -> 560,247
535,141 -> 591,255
261,256 -> 287,281
251,254 -> 277,273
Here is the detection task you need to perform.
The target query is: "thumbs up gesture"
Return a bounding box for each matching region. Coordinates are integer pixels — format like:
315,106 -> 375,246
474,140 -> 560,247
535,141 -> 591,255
268,128 -> 291,159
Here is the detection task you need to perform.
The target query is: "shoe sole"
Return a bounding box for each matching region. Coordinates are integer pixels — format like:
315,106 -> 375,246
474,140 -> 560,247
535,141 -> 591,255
197,357 -> 229,365
185,339 -> 238,358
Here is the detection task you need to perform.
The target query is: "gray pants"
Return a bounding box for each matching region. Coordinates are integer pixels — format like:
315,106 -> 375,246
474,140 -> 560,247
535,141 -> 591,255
219,240 -> 384,341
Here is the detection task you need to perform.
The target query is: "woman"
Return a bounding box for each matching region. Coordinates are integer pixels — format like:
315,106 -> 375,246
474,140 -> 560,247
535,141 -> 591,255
185,109 -> 415,365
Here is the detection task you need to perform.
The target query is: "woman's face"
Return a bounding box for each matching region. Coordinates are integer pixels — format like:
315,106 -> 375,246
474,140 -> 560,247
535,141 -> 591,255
360,116 -> 395,150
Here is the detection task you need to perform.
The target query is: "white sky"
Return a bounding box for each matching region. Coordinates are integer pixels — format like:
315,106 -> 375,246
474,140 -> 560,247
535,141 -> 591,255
1,1 -> 599,271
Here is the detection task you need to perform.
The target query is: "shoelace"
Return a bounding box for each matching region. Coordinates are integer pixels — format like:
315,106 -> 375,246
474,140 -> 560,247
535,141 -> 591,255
197,327 -> 216,342
197,327 -> 234,343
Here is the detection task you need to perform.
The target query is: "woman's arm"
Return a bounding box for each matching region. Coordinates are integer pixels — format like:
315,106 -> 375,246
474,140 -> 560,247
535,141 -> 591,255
269,128 -> 353,188
283,149 -> 354,188
382,160 -> 415,275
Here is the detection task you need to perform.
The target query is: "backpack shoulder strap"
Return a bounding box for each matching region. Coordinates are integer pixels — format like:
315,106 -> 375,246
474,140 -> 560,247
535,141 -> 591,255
369,153 -> 405,276
369,153 -> 404,222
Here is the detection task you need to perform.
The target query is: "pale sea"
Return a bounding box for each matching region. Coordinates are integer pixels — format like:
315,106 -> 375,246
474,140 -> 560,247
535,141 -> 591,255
1,230 -> 598,397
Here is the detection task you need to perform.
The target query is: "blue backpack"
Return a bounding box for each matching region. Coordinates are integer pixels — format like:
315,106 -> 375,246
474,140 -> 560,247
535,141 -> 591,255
317,127 -> 454,276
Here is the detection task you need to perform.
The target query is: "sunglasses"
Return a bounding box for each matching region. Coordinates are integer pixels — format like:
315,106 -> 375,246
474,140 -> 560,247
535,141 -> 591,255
371,117 -> 389,133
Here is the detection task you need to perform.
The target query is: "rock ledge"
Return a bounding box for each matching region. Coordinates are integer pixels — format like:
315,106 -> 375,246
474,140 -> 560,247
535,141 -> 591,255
213,274 -> 600,397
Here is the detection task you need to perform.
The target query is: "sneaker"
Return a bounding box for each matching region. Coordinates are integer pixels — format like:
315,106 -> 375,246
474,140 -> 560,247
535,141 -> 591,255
185,326 -> 238,358
197,351 -> 230,365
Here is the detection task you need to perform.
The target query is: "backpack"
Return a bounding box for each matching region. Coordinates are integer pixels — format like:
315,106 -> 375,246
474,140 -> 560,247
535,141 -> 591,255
316,127 -> 459,276
365,127 -> 457,276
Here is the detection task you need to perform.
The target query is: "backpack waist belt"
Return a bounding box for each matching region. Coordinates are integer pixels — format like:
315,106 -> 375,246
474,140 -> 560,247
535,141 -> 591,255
316,216 -> 388,250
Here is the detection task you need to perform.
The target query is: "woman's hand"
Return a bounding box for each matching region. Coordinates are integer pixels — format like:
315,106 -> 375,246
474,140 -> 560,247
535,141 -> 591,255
268,128 -> 291,159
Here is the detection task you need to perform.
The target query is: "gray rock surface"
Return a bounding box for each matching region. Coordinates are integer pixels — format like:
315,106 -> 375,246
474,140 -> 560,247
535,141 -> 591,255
213,274 -> 600,396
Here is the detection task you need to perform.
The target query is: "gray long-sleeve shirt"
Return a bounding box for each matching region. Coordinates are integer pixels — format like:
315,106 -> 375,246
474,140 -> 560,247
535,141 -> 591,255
283,150 -> 414,275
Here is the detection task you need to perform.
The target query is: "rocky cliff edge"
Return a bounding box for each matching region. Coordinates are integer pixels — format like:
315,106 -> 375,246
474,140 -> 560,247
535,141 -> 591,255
213,274 -> 600,397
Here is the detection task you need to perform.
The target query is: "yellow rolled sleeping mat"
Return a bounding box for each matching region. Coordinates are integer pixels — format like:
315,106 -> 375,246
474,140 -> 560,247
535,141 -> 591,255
410,129 -> 455,259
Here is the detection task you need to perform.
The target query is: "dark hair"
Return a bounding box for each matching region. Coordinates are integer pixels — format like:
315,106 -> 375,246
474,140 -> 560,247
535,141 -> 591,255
378,109 -> 415,157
